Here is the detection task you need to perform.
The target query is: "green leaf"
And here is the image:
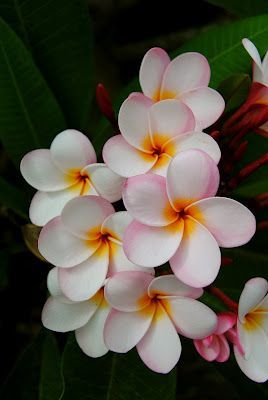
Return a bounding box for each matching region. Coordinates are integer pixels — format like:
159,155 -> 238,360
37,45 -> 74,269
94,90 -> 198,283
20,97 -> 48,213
0,330 -> 63,400
205,0 -> 268,17
0,175 -> 29,218
0,0 -> 94,129
0,17 -> 66,167
217,73 -> 251,112
60,334 -> 177,400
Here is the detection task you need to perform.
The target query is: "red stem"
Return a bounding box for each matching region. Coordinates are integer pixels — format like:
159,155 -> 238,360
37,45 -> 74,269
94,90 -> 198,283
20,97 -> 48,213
228,153 -> 268,189
206,286 -> 238,312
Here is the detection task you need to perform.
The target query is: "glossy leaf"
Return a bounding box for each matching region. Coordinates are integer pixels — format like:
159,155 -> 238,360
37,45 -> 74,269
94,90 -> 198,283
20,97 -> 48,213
60,334 -> 177,400
0,17 -> 66,167
0,0 -> 94,129
205,0 -> 268,17
217,73 -> 251,112
0,330 -> 63,400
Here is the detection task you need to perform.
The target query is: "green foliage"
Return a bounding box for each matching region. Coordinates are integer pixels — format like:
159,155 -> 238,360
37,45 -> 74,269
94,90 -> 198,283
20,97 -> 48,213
205,0 -> 268,17
0,17 -> 66,167
60,334 -> 177,400
217,73 -> 251,112
0,0 -> 94,130
0,330 -> 63,400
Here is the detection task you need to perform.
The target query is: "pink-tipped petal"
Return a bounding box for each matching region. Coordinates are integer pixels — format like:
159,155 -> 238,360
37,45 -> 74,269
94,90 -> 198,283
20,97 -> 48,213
162,296 -> 217,339
61,195 -> 114,240
180,87 -> 225,130
137,302 -> 181,373
170,216 -> 221,288
38,217 -> 99,268
139,47 -> 170,101
29,183 -> 97,227
123,174 -> 178,227
58,243 -> 109,301
194,336 -> 220,361
104,271 -> 153,312
160,52 -> 210,98
41,296 -> 98,333
103,135 -> 156,178
167,150 -> 220,211
215,335 -> 230,362
75,297 -> 110,358
234,326 -> 268,383
163,131 -> 221,164
101,211 -> 132,242
215,312 -> 237,335
148,275 -> 203,299
50,129 -> 96,172
187,197 -> 256,248
118,94 -> 154,152
238,278 -> 268,321
149,99 -> 195,146
47,267 -> 62,297
150,153 -> 172,176
20,149 -> 70,191
104,305 -> 155,353
123,219 -> 184,268
82,163 -> 125,202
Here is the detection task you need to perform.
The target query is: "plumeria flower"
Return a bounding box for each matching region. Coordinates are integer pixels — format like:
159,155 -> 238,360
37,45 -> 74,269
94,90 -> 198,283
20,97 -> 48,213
138,47 -> 225,130
103,96 -> 221,177
194,312 -> 236,362
38,195 -> 153,302
123,149 -> 256,288
42,267 -> 110,358
223,40 -> 268,136
104,272 -> 217,373
20,129 -> 125,226
234,277 -> 268,383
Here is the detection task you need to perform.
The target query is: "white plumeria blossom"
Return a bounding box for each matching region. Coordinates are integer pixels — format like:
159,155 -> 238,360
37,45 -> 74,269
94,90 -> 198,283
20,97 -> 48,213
242,38 -> 268,85
38,195 -> 153,302
20,129 -> 125,226
42,267 -> 110,358
122,149 -> 256,288
103,96 -> 221,178
234,277 -> 268,383
104,272 -> 217,373
139,48 -> 225,129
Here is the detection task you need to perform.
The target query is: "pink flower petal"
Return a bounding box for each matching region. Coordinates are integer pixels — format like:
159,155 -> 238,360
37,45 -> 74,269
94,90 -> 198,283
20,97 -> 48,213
194,336 -> 220,361
163,131 -> 221,164
47,267 -> 62,297
148,275 -> 203,299
20,149 -> 70,191
150,153 -> 172,176
170,216 -> 221,287
118,94 -> 154,152
137,302 -> 181,373
139,47 -> 170,101
123,174 -> 178,227
215,312 -> 237,335
29,183 -> 97,227
41,296 -> 98,332
167,150 -> 219,211
61,195 -> 114,240
58,243 -> 109,301
186,197 -> 256,247
123,219 -> 184,268
75,297 -> 110,358
38,217 -> 99,268
50,129 -> 96,172
238,278 -> 268,321
104,271 -> 153,312
234,325 -> 268,382
149,99 -> 195,146
104,305 -> 155,353
180,87 -> 225,130
215,335 -> 230,362
162,296 -> 217,339
101,211 -> 133,242
160,52 -> 210,99
103,135 -> 156,178
82,163 -> 125,203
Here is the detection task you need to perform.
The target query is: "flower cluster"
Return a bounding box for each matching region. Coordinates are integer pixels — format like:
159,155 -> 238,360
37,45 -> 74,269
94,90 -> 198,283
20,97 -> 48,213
20,39 -> 268,381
